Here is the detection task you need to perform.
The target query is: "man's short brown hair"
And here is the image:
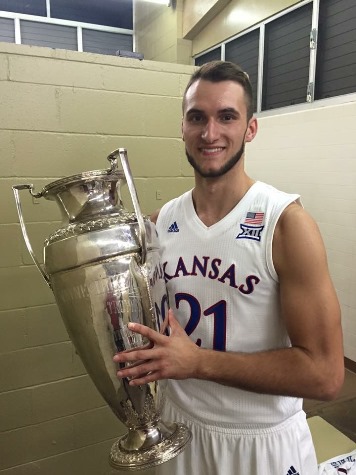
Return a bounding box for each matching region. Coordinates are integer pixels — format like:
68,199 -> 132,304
183,61 -> 254,120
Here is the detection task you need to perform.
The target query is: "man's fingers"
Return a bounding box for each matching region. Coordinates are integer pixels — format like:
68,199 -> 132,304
114,349 -> 148,363
127,322 -> 166,343
127,368 -> 160,386
117,361 -> 156,381
121,359 -> 147,369
127,372 -> 158,386
120,340 -> 153,354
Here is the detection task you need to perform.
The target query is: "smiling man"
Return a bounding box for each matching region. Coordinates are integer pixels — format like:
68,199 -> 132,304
183,76 -> 254,180
113,61 -> 344,475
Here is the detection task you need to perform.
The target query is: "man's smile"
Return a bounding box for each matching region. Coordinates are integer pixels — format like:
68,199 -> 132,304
199,147 -> 225,155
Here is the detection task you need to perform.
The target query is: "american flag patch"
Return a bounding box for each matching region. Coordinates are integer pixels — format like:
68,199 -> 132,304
245,212 -> 264,225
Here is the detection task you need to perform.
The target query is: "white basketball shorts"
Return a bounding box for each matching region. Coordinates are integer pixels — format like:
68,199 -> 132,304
155,396 -> 318,475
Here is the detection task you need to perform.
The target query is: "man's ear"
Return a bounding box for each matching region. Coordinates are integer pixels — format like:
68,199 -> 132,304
245,117 -> 258,143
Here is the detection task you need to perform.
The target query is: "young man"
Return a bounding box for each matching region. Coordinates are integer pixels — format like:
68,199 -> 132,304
113,61 -> 344,474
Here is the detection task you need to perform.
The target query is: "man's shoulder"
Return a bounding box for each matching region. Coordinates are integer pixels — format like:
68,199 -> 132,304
255,181 -> 299,200
248,182 -> 301,218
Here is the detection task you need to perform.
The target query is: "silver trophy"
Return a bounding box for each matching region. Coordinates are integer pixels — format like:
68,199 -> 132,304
12,148 -> 191,471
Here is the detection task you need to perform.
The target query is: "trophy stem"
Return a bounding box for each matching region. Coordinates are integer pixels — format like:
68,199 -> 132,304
109,421 -> 192,471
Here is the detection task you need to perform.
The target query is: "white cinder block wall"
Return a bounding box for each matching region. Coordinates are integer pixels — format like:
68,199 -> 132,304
247,99 -> 356,362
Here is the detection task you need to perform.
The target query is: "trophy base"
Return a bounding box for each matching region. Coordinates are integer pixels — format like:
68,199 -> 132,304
109,421 -> 192,471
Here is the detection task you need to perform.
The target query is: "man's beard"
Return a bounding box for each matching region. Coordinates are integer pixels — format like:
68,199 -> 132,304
186,141 -> 245,178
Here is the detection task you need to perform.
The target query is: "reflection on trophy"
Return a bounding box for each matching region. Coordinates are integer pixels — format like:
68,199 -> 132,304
12,148 -> 191,471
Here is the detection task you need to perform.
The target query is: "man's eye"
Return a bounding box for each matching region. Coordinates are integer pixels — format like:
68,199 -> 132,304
221,114 -> 235,121
188,115 -> 203,122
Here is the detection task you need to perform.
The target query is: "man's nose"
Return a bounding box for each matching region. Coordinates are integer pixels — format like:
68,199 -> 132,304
201,119 -> 219,142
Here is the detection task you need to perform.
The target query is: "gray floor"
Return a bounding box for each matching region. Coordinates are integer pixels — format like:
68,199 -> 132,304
304,368 -> 356,442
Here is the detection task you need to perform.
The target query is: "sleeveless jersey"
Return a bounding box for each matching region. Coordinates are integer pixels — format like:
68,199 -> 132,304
155,181 -> 303,425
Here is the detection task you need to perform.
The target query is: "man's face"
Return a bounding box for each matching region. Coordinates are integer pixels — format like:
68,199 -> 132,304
182,79 -> 256,178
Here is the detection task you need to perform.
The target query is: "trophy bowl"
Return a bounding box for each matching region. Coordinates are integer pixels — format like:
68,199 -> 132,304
12,148 -> 191,471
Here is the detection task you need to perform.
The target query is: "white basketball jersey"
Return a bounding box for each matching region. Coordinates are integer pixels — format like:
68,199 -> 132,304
155,181 -> 303,425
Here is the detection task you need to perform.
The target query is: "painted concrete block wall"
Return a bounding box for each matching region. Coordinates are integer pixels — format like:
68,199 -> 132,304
247,101 -> 356,363
0,42 -> 194,474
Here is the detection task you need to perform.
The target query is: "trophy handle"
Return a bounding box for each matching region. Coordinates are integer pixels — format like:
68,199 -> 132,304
107,148 -> 147,265
12,184 -> 51,288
